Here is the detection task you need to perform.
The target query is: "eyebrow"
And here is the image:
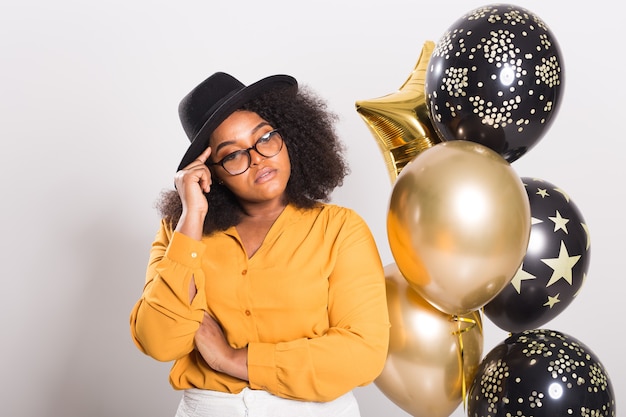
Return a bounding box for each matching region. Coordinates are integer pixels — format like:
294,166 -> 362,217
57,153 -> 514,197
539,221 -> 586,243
214,122 -> 271,155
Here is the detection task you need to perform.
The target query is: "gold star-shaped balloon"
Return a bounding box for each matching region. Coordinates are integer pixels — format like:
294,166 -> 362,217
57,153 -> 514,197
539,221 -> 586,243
355,40 -> 441,183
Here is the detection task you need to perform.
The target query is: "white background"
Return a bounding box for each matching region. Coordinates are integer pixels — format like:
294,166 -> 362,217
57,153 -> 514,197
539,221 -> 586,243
1,1 -> 620,416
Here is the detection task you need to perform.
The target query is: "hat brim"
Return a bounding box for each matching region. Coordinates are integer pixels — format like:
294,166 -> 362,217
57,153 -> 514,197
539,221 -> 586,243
177,74 -> 297,171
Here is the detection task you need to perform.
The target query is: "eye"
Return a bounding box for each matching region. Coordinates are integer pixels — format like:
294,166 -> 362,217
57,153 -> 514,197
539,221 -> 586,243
257,130 -> 277,144
221,150 -> 246,163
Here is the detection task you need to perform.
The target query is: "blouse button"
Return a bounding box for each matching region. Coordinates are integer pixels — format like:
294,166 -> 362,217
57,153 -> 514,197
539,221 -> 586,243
245,310 -> 251,316
241,269 -> 247,275
190,252 -> 197,258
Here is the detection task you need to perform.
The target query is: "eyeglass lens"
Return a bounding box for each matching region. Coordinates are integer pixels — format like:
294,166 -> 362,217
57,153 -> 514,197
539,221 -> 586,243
221,130 -> 283,175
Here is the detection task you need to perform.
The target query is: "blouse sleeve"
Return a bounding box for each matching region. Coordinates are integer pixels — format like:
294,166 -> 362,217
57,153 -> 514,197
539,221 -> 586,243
129,220 -> 208,361
247,209 -> 390,402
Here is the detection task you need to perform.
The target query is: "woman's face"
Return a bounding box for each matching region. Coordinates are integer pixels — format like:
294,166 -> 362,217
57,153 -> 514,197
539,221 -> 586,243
209,110 -> 291,206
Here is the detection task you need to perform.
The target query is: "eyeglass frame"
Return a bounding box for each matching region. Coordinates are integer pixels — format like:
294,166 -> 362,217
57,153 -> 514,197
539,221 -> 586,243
206,129 -> 284,176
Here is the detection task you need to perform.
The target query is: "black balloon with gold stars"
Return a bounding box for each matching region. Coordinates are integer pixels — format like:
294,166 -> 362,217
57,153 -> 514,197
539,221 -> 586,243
425,4 -> 564,163
484,177 -> 590,333
468,329 -> 616,417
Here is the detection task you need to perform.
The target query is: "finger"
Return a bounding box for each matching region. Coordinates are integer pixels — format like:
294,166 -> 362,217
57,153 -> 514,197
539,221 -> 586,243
196,146 -> 212,164
179,147 -> 213,172
199,167 -> 213,194
174,166 -> 210,196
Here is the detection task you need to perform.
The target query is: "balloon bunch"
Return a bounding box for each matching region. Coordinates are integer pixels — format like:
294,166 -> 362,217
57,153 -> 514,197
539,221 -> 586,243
356,3 -> 616,416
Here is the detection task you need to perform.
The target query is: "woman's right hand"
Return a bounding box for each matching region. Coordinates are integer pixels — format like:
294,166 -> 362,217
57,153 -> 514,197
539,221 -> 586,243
174,146 -> 213,216
174,146 -> 213,241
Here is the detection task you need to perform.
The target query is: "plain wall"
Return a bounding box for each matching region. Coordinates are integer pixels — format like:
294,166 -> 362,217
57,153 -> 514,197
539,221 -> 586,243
1,1 -> 621,416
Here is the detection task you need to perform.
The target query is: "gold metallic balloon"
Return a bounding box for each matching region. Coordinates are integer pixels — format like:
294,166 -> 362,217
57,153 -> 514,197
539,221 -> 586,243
376,263 -> 483,417
355,41 -> 441,183
387,140 -> 531,315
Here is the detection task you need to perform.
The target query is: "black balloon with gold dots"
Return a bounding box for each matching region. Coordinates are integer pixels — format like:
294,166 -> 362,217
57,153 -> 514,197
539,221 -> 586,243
468,329 -> 616,417
425,4 -> 564,163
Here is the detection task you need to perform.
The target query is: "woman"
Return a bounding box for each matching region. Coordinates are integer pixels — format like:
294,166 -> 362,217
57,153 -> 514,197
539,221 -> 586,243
130,72 -> 390,417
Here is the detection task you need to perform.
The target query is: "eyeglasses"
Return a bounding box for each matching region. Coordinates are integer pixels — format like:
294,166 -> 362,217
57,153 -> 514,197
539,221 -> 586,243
208,129 -> 284,176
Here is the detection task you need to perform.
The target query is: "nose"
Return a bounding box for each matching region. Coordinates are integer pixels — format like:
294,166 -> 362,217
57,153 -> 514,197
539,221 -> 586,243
249,148 -> 265,166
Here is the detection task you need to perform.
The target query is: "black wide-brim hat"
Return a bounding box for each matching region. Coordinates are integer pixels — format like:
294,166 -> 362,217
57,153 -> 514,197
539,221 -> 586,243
177,72 -> 298,171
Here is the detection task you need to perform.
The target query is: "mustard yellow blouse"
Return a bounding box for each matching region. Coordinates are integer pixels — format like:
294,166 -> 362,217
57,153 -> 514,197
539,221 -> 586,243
130,203 -> 390,402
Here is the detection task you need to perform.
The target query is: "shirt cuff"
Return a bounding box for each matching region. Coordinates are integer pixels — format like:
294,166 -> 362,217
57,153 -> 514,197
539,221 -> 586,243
164,231 -> 206,269
247,342 -> 278,392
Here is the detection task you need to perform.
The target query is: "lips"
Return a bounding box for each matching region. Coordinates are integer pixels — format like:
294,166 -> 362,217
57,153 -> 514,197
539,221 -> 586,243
255,167 -> 276,183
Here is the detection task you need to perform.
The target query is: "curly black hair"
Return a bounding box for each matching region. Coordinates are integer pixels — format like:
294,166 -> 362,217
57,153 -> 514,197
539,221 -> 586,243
155,85 -> 350,235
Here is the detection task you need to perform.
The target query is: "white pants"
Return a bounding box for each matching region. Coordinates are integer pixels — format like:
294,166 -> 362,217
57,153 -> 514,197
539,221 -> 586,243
175,387 -> 360,417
